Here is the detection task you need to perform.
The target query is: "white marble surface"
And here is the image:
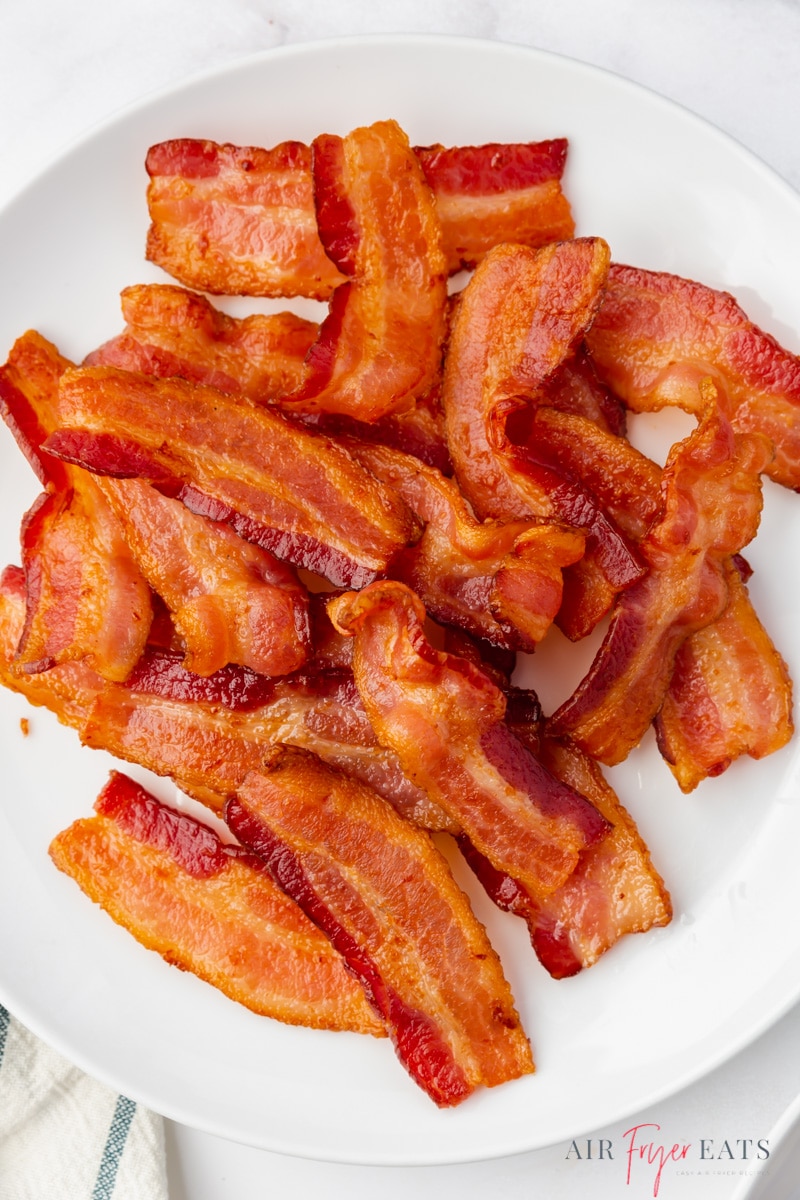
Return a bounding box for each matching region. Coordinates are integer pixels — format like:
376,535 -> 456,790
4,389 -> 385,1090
3,3 -> 800,1197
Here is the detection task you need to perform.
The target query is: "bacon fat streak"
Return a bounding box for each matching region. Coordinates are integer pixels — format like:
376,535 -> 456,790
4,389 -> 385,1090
226,746 -> 534,1107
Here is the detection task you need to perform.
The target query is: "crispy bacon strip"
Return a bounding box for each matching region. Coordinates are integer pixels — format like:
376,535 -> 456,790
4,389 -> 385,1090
514,394 -> 792,781
46,366 -> 416,588
328,581 -> 609,900
303,294 -> 460,474
460,736 -> 672,978
345,437 -> 585,650
85,285 -> 318,400
145,139 -> 346,300
87,691 -> 263,812
443,242 -> 614,520
442,239 -> 644,637
282,120 -> 448,421
655,559 -> 794,790
443,239 -> 612,520
549,398 -> 774,764
415,137 -> 574,273
0,568 -> 281,720
226,746 -> 534,1107
96,476 -> 311,678
586,263 -> 800,489
145,136 -> 573,300
50,771 -> 383,1035
1,334 -> 154,679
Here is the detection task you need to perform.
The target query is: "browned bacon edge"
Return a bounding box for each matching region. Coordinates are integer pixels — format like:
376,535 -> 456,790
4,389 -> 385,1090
1,333 -> 155,681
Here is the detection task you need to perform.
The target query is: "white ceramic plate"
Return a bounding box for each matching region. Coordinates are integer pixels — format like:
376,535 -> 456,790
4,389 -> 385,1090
2,35 -> 800,1166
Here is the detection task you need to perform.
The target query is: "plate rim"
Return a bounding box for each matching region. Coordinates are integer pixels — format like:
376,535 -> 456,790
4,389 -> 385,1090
3,31 -> 799,221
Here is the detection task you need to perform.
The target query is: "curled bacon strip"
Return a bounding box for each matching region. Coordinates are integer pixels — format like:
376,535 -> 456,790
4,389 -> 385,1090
226,746 -> 534,1107
1,333 -> 153,680
15,479 -> 153,680
97,476 -> 311,678
85,283 -> 453,471
415,138 -> 574,273
328,581 -> 609,900
303,293 -> 459,474
86,284 -> 318,400
515,390 -> 792,783
442,238 -> 644,638
655,559 -> 794,791
0,329 -> 72,488
461,734 -> 671,978
46,366 -> 417,588
586,263 -> 800,489
50,771 -> 383,1034
549,397 -> 774,764
283,120 -> 448,422
0,564 -> 104,723
443,239 -> 612,520
346,436 -> 585,650
145,139 -> 346,300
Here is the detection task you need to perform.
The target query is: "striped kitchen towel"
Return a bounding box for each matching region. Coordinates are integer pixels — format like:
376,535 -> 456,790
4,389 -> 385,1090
0,1004 -> 167,1200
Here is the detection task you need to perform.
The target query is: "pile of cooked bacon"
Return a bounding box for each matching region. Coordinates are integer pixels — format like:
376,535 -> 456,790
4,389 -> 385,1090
1,117 -> 796,1108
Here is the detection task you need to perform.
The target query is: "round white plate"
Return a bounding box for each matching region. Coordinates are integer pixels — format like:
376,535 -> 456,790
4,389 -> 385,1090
1,34 -> 800,1166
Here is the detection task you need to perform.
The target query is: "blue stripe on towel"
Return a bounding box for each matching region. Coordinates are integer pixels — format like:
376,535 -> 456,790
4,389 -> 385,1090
92,1093 -> 137,1200
0,1004 -> 9,1068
